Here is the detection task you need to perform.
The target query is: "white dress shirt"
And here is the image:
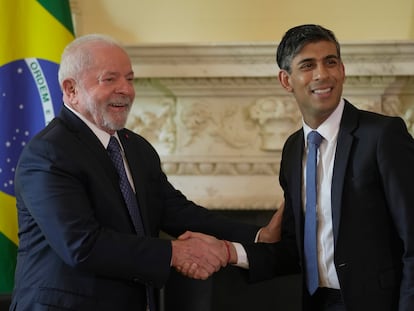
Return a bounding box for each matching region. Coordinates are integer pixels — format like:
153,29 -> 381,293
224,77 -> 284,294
64,104 -> 136,191
234,99 -> 345,290
302,99 -> 344,289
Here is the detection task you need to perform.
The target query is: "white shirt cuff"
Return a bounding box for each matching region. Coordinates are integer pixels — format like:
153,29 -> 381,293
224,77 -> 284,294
232,242 -> 249,269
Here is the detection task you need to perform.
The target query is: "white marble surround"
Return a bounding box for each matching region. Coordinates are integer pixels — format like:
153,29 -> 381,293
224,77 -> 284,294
124,42 -> 414,210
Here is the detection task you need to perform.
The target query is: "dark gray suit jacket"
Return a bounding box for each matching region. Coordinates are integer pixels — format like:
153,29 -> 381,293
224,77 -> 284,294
245,100 -> 414,311
10,106 -> 259,311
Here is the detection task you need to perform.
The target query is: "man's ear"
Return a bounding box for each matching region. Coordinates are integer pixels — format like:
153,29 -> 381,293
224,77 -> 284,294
62,79 -> 77,103
278,70 -> 293,92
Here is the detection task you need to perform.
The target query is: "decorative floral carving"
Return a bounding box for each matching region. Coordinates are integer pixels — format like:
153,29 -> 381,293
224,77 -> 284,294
403,107 -> 414,137
249,97 -> 301,151
382,96 -> 402,116
161,161 -> 279,175
209,105 -> 257,149
123,42 -> 414,210
179,102 -> 211,147
179,102 -> 257,149
349,97 -> 382,113
127,98 -> 176,152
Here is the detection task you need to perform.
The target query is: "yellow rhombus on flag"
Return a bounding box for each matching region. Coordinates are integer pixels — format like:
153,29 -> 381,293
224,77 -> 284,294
0,0 -> 75,294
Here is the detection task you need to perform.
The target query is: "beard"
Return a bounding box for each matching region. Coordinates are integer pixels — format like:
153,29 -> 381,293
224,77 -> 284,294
84,94 -> 132,133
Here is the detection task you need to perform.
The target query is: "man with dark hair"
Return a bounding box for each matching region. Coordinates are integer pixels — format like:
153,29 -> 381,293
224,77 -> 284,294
195,24 -> 414,311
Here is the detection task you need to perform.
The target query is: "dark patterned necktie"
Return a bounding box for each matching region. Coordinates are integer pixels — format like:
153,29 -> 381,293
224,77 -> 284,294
107,136 -> 144,236
304,130 -> 323,295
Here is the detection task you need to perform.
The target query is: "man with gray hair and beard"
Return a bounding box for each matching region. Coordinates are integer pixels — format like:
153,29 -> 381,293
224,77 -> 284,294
10,34 -> 281,311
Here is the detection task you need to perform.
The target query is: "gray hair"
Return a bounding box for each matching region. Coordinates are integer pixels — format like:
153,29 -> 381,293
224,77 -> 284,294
58,34 -> 122,86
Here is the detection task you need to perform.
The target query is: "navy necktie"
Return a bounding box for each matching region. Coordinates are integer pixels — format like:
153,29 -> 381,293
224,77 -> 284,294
304,130 -> 323,295
107,136 -> 145,236
107,136 -> 154,310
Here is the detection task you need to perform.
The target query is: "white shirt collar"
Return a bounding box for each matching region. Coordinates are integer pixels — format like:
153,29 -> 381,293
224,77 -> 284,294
303,99 -> 344,146
64,104 -> 118,148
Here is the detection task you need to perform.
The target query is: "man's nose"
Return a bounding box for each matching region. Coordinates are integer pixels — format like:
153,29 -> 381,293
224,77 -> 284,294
313,64 -> 328,80
115,78 -> 135,95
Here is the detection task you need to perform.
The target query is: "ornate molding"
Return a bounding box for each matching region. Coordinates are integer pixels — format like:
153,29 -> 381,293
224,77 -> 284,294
125,41 -> 414,78
161,159 -> 280,176
126,42 -> 414,210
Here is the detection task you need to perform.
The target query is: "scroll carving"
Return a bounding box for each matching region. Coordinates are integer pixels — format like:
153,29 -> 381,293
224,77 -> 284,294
124,42 -> 414,209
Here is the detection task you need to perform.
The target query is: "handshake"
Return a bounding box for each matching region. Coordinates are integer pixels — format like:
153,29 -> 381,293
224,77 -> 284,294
171,203 -> 284,280
171,231 -> 235,280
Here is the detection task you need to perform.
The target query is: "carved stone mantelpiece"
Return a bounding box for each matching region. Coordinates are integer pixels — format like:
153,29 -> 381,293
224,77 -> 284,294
125,42 -> 414,210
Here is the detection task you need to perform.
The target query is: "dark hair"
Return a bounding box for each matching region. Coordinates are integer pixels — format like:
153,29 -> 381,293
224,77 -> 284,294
276,24 -> 341,73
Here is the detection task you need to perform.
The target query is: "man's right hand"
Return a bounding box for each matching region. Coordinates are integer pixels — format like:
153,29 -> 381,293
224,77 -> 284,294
171,232 -> 228,280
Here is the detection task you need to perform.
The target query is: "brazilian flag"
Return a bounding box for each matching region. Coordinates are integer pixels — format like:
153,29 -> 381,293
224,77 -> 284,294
0,0 -> 75,293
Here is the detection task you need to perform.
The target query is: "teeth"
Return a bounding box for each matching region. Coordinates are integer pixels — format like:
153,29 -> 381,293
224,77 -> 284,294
313,88 -> 331,94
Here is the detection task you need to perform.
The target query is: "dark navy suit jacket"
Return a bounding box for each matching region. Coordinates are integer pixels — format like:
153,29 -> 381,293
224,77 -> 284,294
245,101 -> 414,311
10,106 -> 259,311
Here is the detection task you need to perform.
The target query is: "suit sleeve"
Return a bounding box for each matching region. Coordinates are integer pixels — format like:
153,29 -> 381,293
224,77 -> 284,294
16,137 -> 172,288
378,118 -> 414,309
243,227 -> 301,283
243,135 -> 302,283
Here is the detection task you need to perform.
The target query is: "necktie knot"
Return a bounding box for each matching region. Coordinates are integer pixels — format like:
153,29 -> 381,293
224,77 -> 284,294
107,136 -> 122,155
307,131 -> 323,147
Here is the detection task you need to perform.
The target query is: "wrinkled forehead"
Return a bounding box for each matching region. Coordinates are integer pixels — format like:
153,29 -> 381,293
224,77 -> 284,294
83,43 -> 132,71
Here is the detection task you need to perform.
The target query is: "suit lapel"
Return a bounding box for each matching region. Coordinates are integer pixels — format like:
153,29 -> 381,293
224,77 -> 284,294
283,130 -> 306,252
293,135 -> 305,243
59,106 -> 120,189
331,101 -> 358,245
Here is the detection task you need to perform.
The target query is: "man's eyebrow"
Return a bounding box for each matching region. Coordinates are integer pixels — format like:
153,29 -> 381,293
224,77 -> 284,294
297,57 -> 314,65
325,54 -> 340,60
99,71 -> 118,77
296,54 -> 339,65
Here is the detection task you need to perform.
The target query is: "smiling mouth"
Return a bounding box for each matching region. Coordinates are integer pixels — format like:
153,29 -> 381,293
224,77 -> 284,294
312,87 -> 332,94
109,102 -> 129,108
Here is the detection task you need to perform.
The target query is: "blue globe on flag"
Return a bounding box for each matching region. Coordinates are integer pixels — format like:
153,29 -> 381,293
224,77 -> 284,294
0,59 -> 62,197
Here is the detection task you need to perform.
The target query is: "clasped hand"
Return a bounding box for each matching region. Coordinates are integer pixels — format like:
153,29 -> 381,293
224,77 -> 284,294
171,231 -> 228,280
171,201 -> 284,280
